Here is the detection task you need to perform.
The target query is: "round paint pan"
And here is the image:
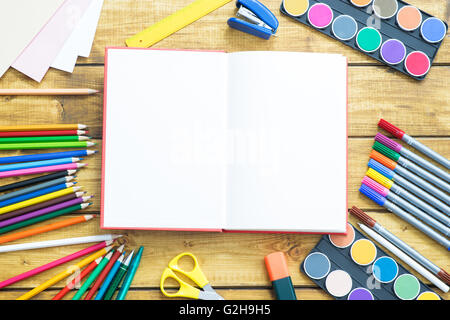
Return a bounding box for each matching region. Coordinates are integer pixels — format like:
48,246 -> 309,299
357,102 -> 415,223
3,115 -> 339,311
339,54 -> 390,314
394,274 -> 420,300
303,252 -> 331,280
404,51 -> 430,77
421,17 -> 447,43
347,287 -> 374,300
356,27 -> 382,53
282,0 -> 309,17
325,270 -> 353,298
332,15 -> 358,41
396,6 -> 422,31
307,3 -> 333,29
372,0 -> 398,19
372,256 -> 398,283
329,223 -> 355,248
380,39 -> 406,65
350,239 -> 377,266
417,291 -> 440,300
350,0 -> 373,8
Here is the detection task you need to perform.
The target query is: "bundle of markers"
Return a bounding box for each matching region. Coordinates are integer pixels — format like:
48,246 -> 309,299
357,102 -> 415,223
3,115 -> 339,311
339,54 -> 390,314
358,119 -> 449,246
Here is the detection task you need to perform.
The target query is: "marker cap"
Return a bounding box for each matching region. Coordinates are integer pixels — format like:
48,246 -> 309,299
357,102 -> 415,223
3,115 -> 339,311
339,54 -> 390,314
265,252 -> 290,281
373,141 -> 401,162
359,184 -> 386,206
368,159 -> 395,179
370,150 -> 397,170
375,133 -> 403,152
362,176 -> 389,197
378,119 -> 405,139
367,168 -> 394,189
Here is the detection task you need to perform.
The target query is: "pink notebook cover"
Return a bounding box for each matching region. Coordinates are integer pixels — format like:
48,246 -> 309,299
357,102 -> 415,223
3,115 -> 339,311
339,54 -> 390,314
100,47 -> 348,235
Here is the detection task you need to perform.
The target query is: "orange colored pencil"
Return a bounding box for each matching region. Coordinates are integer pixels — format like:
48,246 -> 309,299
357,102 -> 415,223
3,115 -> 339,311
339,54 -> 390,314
0,215 -> 93,245
0,124 -> 87,132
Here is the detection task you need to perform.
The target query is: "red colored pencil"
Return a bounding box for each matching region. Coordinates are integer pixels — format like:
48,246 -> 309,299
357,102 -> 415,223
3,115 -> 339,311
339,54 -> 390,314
83,244 -> 125,300
51,258 -> 101,300
0,130 -> 88,137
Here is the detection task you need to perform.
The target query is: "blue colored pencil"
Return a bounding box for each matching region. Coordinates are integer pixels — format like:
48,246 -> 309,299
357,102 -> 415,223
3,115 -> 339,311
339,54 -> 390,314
94,252 -> 125,300
0,182 -> 76,208
0,150 -> 96,165
0,157 -> 81,172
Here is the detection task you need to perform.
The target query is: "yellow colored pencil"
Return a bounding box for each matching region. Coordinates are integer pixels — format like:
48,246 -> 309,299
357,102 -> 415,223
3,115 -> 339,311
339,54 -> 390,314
0,124 -> 87,132
16,245 -> 113,300
0,186 -> 81,215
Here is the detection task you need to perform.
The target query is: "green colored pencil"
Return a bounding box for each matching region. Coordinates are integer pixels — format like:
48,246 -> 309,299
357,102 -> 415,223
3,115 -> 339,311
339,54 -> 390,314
0,203 -> 91,235
0,141 -> 95,150
0,136 -> 91,144
103,251 -> 134,300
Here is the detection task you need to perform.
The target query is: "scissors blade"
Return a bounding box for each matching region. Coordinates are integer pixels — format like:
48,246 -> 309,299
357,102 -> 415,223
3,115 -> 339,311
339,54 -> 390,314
198,291 -> 225,300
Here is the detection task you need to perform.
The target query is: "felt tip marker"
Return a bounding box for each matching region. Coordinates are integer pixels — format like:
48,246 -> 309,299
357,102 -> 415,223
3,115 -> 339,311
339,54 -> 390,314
373,141 -> 450,193
362,176 -> 450,234
350,206 -> 450,286
370,147 -> 450,206
375,133 -> 450,183
264,252 -> 297,300
359,184 -> 450,250
378,119 -> 450,170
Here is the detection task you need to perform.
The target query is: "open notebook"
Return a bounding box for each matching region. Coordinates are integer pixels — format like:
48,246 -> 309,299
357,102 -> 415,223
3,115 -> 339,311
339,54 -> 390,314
101,48 -> 348,234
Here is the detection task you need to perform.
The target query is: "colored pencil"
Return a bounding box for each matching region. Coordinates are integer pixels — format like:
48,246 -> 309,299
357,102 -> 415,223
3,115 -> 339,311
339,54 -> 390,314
0,89 -> 99,96
116,246 -> 144,300
0,170 -> 77,192
103,251 -> 134,300
0,176 -> 74,202
0,150 -> 95,165
0,157 -> 81,172
52,258 -> 101,300
359,223 -> 449,292
17,245 -> 113,300
0,163 -> 86,178
72,251 -> 114,300
0,136 -> 90,144
0,182 -> 77,208
0,124 -> 87,132
0,196 -> 91,229
350,206 -> 450,285
0,186 -> 82,215
84,244 -> 125,300
375,133 -> 450,183
0,130 -> 87,137
0,191 -> 84,222
0,234 -> 122,253
378,119 -> 450,169
359,184 -> 450,249
0,141 -> 95,150
373,140 -> 450,193
0,240 -> 113,289
94,253 -> 125,300
0,213 -> 93,245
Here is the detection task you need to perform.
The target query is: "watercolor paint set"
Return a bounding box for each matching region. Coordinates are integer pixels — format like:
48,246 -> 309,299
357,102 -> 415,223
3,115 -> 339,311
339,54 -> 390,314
280,0 -> 448,80
300,222 -> 441,300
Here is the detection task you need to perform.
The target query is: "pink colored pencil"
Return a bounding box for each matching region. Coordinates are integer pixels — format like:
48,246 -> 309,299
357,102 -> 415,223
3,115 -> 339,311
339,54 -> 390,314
0,240 -> 113,289
0,163 -> 86,178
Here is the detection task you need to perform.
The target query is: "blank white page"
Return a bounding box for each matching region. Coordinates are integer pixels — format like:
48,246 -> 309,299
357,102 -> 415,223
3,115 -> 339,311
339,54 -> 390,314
225,51 -> 347,233
102,49 -> 228,230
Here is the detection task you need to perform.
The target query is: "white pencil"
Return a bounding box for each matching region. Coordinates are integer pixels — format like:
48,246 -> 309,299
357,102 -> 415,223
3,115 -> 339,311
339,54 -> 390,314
0,234 -> 123,253
359,224 -> 449,293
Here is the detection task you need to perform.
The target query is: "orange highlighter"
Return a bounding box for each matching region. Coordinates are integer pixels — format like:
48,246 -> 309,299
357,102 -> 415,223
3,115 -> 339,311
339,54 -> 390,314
264,252 -> 297,300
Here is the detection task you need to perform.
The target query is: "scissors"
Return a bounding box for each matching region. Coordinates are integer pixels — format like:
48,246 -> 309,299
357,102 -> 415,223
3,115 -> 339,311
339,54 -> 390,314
160,252 -> 224,300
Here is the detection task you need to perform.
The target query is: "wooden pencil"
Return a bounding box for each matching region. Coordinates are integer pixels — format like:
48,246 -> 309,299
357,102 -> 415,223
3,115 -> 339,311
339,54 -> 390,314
0,141 -> 95,150
0,89 -> 99,96
0,130 -> 87,137
0,124 -> 87,132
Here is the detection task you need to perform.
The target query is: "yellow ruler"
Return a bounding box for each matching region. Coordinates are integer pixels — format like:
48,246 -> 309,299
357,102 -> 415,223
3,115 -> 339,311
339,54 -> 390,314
126,0 -> 233,48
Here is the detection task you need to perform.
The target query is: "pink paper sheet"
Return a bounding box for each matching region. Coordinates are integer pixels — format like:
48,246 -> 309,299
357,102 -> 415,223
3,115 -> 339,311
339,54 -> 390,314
12,0 -> 93,82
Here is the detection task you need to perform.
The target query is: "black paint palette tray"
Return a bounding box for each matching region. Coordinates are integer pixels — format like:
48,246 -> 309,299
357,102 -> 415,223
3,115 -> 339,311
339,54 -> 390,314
300,223 -> 441,300
280,0 -> 448,80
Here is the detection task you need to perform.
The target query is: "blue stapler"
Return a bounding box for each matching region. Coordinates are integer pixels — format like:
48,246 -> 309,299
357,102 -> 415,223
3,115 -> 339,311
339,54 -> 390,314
227,0 -> 279,40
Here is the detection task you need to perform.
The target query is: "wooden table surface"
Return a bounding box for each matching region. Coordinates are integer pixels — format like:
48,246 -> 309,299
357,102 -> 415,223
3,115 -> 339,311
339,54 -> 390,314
0,0 -> 448,300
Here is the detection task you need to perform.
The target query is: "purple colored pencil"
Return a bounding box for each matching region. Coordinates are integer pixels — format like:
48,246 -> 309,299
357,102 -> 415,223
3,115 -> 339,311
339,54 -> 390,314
0,196 -> 91,228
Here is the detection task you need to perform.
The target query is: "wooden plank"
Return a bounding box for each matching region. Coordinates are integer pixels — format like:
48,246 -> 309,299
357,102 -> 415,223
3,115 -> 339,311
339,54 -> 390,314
82,0 -> 450,65
0,66 -> 449,138
0,212 -> 447,296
